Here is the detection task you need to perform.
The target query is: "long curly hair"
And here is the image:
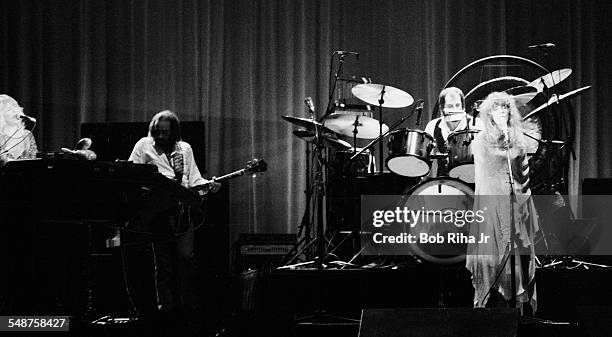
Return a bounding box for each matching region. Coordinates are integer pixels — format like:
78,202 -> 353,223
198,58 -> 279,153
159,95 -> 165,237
148,110 -> 182,145
0,94 -> 21,131
478,91 -> 527,149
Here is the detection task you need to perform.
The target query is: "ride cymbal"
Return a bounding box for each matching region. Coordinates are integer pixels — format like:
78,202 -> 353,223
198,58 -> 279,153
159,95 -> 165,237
528,68 -> 572,92
523,86 -> 591,120
351,84 -> 414,108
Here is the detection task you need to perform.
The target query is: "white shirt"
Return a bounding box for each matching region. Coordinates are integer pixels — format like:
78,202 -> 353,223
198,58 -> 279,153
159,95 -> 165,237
128,137 -> 206,188
424,114 -> 484,140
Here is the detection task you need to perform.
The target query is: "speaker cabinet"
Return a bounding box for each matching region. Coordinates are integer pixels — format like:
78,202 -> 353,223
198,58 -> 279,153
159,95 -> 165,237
358,308 -> 518,337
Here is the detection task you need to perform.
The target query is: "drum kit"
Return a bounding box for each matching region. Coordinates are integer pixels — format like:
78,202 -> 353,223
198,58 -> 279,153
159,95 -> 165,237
282,56 -> 590,265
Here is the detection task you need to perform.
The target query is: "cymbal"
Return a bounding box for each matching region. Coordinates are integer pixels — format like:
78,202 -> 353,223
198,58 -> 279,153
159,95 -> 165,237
351,84 -> 414,108
324,113 -> 389,139
528,68 -> 572,92
505,85 -> 537,96
282,115 -> 335,134
512,92 -> 538,106
523,86 -> 591,120
292,129 -> 352,150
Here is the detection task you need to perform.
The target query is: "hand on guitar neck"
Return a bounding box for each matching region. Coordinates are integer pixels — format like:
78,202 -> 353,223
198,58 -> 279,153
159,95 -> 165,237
193,179 -> 222,196
190,158 -> 267,196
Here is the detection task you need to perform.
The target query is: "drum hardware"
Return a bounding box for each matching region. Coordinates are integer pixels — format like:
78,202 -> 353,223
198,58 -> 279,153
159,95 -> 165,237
527,68 -> 572,93
348,99 -> 424,173
352,83 -> 415,173
522,86 -> 591,120
282,115 -> 336,136
505,85 -> 537,96
351,83 -> 414,108
292,129 -> 352,151
332,148 -> 377,176
446,129 -> 480,183
399,177 -> 474,264
387,128 -> 435,177
284,50 -> 364,271
522,132 -> 565,146
325,113 -> 389,139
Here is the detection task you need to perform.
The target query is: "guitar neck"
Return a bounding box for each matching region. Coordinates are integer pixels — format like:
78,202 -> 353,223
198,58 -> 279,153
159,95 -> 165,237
189,158 -> 265,193
214,169 -> 247,183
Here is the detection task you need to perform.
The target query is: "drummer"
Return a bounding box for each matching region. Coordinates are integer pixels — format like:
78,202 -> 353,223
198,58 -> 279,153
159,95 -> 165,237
424,87 -> 484,176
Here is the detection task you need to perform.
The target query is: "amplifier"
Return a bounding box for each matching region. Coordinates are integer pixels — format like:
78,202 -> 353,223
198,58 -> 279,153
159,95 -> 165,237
238,234 -> 296,255
237,234 -> 296,271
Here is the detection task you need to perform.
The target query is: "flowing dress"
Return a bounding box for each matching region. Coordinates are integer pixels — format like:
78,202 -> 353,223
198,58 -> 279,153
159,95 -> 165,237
466,131 -> 539,310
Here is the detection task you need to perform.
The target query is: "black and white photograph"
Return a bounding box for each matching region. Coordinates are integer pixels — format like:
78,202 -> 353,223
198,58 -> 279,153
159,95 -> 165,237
1,1 -> 612,336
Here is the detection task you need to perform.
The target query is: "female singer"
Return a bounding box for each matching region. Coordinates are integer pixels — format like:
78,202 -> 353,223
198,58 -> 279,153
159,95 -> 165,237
466,91 -> 540,313
0,95 -> 37,166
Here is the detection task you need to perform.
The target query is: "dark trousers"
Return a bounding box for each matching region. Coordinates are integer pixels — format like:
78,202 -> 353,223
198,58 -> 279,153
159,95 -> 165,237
152,214 -> 198,312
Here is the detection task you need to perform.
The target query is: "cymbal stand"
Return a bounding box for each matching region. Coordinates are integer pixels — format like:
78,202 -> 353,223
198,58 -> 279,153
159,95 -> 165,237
284,51 -> 347,268
533,46 -> 580,268
292,52 -> 361,325
282,143 -> 317,265
350,100 -> 423,161
378,88 -> 386,173
329,102 -> 422,264
352,116 -> 360,151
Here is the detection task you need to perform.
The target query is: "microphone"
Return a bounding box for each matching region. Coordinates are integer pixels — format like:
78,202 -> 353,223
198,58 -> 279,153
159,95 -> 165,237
304,97 -> 315,115
471,102 -> 480,126
18,114 -> 36,123
415,101 -> 424,126
18,114 -> 37,131
493,114 -> 510,142
528,43 -> 556,49
334,50 -> 359,59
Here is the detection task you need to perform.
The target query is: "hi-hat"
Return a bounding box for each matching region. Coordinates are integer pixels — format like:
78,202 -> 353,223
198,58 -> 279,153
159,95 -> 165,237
523,86 -> 591,120
292,129 -> 352,150
528,68 -> 572,92
282,115 -> 335,134
325,113 -> 389,139
351,84 -> 414,108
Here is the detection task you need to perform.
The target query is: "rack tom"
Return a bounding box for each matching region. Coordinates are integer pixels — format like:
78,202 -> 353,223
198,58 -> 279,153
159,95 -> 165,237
446,129 -> 480,183
386,128 -> 434,177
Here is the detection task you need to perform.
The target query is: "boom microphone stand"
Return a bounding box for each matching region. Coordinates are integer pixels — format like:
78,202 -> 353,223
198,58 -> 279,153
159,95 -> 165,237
282,51 -> 353,268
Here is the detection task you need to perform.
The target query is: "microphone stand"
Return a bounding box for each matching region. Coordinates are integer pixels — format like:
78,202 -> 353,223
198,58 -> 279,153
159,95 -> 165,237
504,135 -> 518,308
292,52 -> 361,327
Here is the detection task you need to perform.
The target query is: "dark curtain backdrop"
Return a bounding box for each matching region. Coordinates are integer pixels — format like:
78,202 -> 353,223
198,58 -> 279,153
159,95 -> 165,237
2,1 -> 611,243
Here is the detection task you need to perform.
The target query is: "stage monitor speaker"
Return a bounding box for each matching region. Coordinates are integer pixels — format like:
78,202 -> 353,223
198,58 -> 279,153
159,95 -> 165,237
358,308 -> 518,337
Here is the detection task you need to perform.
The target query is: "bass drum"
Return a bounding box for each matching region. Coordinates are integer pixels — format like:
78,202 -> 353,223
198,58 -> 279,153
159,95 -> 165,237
399,177 -> 474,264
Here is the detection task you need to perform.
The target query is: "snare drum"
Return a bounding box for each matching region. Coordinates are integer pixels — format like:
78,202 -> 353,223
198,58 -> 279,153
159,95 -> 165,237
447,129 -> 480,183
331,149 -> 377,177
386,129 -> 435,177
399,177 -> 474,264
